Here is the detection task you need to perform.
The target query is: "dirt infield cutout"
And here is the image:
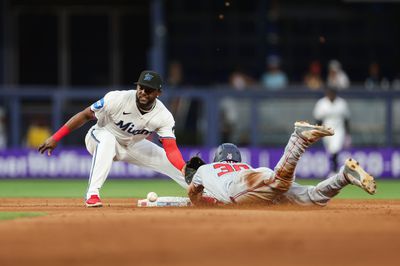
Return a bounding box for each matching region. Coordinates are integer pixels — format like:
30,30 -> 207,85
0,198 -> 399,266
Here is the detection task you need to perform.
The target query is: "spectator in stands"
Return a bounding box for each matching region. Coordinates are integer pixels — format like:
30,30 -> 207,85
364,62 -> 390,90
26,116 -> 51,149
220,68 -> 255,144
313,87 -> 351,175
166,60 -> 199,145
304,60 -> 324,90
0,106 -> 6,149
167,60 -> 185,117
167,60 -> 184,88
260,55 -> 288,90
326,60 -> 350,90
229,68 -> 256,91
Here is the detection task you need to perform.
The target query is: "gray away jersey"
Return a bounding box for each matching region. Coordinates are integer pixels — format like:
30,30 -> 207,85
193,162 -> 275,204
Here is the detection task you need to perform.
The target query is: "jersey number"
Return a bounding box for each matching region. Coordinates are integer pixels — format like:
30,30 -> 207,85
213,163 -> 250,177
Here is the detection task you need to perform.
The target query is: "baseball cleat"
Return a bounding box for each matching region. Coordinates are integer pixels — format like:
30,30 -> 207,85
343,158 -> 376,195
85,195 -> 103,207
294,121 -> 334,142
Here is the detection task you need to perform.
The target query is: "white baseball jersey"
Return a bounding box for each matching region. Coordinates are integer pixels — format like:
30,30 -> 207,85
192,162 -> 275,204
84,90 -> 187,198
313,96 -> 350,154
90,90 -> 176,146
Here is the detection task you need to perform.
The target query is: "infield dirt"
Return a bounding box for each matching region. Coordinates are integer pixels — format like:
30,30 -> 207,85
0,198 -> 399,266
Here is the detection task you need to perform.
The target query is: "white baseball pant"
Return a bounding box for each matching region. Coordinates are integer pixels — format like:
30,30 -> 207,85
84,126 -> 188,199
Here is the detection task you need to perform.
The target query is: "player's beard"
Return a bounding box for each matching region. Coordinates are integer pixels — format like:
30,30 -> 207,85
136,93 -> 155,111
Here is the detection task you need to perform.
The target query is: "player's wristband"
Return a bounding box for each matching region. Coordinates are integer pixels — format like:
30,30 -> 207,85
52,125 -> 71,142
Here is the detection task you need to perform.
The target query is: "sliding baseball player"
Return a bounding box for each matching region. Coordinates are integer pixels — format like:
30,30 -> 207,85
186,121 -> 376,206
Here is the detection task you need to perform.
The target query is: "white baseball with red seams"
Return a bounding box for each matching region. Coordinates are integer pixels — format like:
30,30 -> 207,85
147,192 -> 158,202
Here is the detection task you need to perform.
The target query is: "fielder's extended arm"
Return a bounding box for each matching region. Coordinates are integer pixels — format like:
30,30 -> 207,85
38,107 -> 96,155
160,138 -> 186,173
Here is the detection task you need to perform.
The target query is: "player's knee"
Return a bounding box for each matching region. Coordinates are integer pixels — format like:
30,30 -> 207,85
100,134 -> 117,146
270,177 -> 292,193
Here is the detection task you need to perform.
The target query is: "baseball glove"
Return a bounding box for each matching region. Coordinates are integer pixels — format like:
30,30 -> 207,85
184,155 -> 206,184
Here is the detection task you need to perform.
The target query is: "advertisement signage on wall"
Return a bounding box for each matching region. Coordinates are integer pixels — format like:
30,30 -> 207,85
0,148 -> 399,179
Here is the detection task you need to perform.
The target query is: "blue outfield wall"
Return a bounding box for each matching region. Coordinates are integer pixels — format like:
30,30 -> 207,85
2,88 -> 400,148
0,147 -> 399,179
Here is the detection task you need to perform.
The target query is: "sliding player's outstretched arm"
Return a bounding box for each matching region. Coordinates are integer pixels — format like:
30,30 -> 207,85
188,183 -> 205,205
188,182 -> 219,206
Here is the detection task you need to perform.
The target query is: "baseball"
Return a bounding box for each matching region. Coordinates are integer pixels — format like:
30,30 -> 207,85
146,192 -> 158,202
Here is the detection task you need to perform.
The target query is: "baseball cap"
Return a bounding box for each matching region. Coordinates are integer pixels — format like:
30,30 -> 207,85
135,70 -> 163,90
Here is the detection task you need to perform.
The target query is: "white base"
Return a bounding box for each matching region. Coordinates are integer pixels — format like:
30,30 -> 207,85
137,197 -> 192,207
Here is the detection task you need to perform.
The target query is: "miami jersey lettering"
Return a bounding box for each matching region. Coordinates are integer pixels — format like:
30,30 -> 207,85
90,90 -> 176,146
115,120 -> 152,136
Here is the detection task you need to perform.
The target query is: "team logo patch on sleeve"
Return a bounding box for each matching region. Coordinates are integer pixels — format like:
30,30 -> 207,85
92,98 -> 104,110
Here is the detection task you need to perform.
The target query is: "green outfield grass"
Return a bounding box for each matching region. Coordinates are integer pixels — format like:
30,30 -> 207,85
0,179 -> 398,199
0,179 -> 186,198
0,212 -> 47,220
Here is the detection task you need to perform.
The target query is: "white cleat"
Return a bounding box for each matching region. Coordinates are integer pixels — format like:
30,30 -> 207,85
294,121 -> 334,142
343,158 -> 377,195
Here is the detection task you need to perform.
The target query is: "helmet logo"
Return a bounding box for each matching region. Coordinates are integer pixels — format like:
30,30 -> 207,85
144,73 -> 154,81
227,153 -> 233,160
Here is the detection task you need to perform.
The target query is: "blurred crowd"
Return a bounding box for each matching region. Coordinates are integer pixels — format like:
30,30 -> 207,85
0,57 -> 399,150
228,56 -> 400,92
161,57 -> 400,146
165,56 -> 400,92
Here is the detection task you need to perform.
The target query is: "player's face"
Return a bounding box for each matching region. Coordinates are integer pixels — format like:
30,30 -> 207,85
326,90 -> 336,102
136,85 -> 161,108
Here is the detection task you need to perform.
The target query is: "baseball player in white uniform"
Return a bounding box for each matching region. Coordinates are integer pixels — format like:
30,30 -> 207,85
313,88 -> 350,173
39,70 -> 188,207
188,121 -> 376,206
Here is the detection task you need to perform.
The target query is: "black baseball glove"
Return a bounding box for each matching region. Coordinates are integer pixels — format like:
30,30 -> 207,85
184,156 -> 206,184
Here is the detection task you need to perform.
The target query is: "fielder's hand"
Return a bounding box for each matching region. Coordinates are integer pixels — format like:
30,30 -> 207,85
38,137 -> 58,156
184,155 -> 206,184
180,164 -> 186,177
